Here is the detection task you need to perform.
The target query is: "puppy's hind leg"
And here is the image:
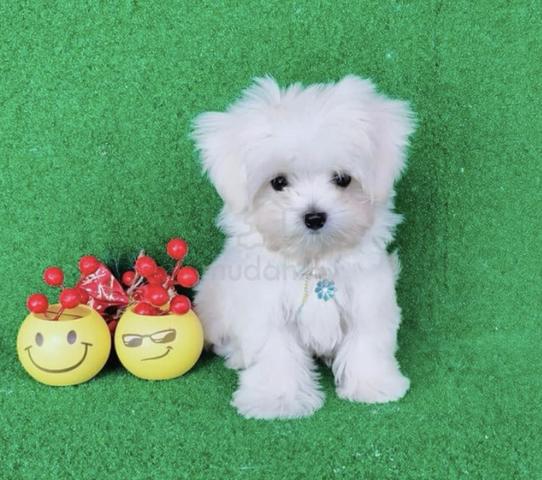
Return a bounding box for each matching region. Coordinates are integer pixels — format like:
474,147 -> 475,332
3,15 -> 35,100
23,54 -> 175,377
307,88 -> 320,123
194,262 -> 239,364
214,339 -> 246,370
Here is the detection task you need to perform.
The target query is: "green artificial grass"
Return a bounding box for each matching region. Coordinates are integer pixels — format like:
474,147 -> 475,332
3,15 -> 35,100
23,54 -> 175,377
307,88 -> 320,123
1,1 -> 541,478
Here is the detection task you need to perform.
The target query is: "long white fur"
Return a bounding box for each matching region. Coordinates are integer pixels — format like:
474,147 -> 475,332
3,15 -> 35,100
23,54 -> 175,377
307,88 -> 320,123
192,75 -> 415,419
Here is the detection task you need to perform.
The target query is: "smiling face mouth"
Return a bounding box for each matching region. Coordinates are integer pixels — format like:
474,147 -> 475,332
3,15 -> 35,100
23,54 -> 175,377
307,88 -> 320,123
25,342 -> 93,373
141,346 -> 172,362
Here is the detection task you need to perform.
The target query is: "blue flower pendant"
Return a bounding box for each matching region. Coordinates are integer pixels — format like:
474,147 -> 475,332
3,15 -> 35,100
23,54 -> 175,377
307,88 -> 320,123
314,279 -> 336,301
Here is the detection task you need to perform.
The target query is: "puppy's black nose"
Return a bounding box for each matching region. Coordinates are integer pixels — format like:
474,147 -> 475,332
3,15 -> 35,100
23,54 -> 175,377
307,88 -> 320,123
304,212 -> 327,230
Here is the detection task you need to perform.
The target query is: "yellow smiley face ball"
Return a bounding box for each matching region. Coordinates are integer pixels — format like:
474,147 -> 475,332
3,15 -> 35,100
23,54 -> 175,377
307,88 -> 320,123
17,305 -> 111,386
114,307 -> 203,380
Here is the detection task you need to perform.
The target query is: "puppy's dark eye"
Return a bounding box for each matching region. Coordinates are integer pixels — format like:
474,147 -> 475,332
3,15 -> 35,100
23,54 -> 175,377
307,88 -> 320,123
332,172 -> 352,188
270,175 -> 288,191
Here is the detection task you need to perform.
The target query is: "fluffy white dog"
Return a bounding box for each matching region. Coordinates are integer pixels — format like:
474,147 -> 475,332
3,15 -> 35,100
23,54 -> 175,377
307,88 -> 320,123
192,75 -> 415,419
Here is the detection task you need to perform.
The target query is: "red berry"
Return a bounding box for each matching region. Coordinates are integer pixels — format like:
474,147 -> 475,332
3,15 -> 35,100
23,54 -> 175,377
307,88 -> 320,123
134,284 -> 149,302
133,302 -> 160,316
43,266 -> 64,287
121,270 -> 136,286
166,238 -> 188,260
26,293 -> 49,314
59,288 -> 81,309
169,295 -> 191,314
176,266 -> 199,288
135,256 -> 157,277
147,267 -> 168,285
78,255 -> 100,276
107,320 -> 118,333
77,288 -> 90,304
144,284 -> 169,306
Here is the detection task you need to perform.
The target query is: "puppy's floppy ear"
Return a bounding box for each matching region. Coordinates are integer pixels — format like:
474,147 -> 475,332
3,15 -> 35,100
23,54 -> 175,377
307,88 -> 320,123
337,75 -> 415,201
192,77 -> 282,212
192,111 -> 248,213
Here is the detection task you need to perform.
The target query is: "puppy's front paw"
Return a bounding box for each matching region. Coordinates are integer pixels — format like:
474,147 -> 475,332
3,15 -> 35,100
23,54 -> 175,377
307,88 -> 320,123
337,372 -> 410,404
231,385 -> 324,420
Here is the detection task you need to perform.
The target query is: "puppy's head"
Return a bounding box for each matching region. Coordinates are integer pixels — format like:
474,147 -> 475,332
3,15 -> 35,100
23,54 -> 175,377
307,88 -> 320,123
192,76 -> 415,261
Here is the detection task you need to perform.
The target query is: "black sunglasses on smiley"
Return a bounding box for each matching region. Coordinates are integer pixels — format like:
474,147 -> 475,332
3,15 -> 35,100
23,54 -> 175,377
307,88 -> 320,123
122,329 -> 176,348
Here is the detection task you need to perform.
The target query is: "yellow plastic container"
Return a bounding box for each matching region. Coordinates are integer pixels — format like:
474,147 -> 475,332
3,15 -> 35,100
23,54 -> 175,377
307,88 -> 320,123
114,306 -> 203,380
17,305 -> 111,386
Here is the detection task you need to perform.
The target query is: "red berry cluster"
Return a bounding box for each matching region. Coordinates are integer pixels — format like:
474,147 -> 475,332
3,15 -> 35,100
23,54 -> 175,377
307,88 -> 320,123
26,255 -> 101,320
25,238 -> 199,324
122,238 -> 199,316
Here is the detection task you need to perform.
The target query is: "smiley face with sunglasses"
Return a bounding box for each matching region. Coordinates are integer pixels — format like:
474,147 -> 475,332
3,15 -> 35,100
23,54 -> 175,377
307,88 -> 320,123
114,306 -> 204,380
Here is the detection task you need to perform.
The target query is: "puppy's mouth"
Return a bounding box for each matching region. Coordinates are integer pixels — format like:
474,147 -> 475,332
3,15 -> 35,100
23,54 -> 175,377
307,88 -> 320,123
299,221 -> 369,256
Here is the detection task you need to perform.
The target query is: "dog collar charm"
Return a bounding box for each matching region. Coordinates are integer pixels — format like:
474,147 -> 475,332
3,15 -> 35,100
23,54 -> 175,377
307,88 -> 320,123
315,279 -> 336,301
300,276 -> 337,308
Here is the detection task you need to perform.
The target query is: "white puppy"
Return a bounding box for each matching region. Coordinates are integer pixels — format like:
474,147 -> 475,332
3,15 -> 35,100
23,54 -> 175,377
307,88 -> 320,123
192,75 -> 415,419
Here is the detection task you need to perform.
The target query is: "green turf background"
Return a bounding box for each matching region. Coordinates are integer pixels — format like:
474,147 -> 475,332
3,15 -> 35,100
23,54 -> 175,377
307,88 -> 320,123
1,1 -> 541,478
